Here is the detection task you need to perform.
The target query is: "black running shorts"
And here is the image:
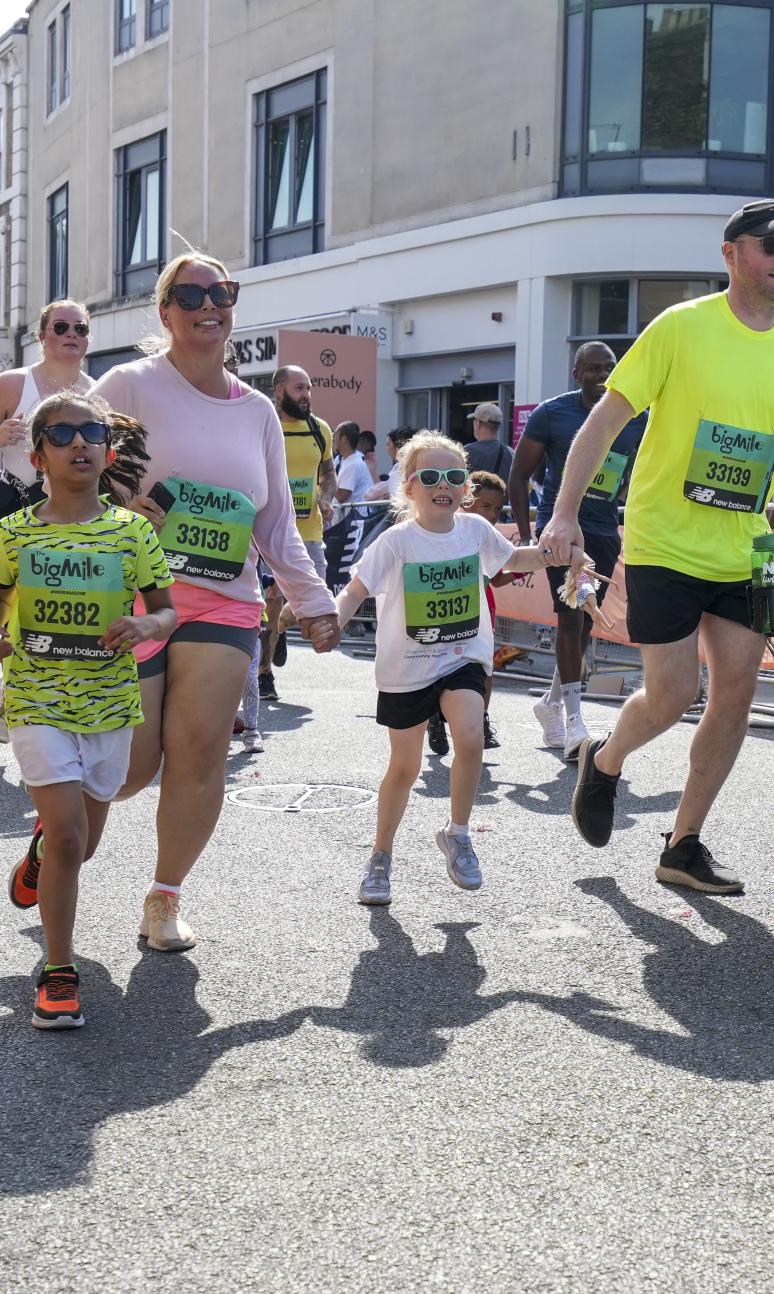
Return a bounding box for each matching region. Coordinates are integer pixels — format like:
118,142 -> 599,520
625,564 -> 754,645
376,662 -> 487,729
537,528 -> 620,614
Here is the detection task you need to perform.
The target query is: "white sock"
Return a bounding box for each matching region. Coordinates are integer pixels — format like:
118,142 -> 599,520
446,819 -> 470,839
547,668 -> 562,705
561,681 -> 582,720
149,881 -> 182,896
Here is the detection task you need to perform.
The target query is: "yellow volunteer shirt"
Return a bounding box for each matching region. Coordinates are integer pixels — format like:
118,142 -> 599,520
607,293 -> 774,582
281,416 -> 333,542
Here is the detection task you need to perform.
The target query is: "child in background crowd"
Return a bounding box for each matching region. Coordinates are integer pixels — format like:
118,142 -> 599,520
323,430 -> 588,905
2,392 -> 175,1029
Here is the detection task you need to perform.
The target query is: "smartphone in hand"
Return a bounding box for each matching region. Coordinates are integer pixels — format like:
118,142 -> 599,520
146,481 -> 176,513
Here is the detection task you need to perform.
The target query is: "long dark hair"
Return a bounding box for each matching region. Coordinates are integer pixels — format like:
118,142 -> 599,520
29,391 -> 150,504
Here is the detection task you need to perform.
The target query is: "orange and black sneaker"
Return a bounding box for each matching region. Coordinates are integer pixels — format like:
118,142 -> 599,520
8,819 -> 43,910
32,966 -> 83,1030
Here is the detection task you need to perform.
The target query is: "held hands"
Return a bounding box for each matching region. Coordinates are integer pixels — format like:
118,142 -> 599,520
0,417 -> 27,449
299,613 -> 340,653
99,613 -> 160,654
538,515 -> 584,567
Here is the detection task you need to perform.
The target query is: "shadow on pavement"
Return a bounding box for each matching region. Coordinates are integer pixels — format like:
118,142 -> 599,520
520,877 -> 774,1083
255,701 -> 313,732
506,770 -> 682,829
0,927 -> 309,1197
312,910 -> 518,1068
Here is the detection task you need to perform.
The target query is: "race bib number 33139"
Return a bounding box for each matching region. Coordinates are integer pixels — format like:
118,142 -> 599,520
683,419 -> 774,513
18,547 -> 125,660
403,554 -> 480,644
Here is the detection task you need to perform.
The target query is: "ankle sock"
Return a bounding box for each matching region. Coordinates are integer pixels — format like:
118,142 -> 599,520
547,669 -> 562,705
561,680 -> 582,720
149,881 -> 182,896
447,819 -> 470,839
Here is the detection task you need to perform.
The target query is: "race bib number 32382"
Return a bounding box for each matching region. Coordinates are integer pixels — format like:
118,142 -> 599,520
17,547 -> 125,660
403,554 -> 480,644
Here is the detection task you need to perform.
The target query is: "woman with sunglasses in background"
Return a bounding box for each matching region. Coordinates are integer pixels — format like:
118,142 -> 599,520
327,429 -> 588,907
73,252 -> 339,954
0,300 -> 94,519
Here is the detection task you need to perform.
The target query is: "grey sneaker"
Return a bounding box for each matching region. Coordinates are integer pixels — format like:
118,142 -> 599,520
242,728 -> 264,753
436,828 -> 483,891
358,850 -> 392,905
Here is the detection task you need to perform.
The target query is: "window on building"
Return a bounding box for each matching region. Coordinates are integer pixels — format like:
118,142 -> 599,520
147,0 -> 169,37
0,107 -> 4,191
253,69 -> 326,265
115,132 -> 165,296
48,184 -> 68,300
61,4 -> 71,101
563,2 -> 773,196
47,21 -> 57,114
116,0 -> 136,53
569,276 -> 727,363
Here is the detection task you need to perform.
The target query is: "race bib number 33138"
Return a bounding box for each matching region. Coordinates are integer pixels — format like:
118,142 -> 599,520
18,547 -> 125,660
158,477 -> 257,581
403,554 -> 480,644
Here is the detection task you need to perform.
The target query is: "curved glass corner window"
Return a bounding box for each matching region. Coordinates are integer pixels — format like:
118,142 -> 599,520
566,2 -> 773,195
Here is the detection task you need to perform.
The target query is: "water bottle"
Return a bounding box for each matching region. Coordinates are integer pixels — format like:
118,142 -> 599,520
751,533 -> 774,633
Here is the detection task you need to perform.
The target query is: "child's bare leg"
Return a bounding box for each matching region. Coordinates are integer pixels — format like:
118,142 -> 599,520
83,794 -> 112,861
441,688 -> 485,824
374,723 -> 426,854
32,782 -> 89,967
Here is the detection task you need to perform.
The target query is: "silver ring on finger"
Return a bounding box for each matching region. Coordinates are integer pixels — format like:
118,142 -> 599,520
542,545 -> 553,557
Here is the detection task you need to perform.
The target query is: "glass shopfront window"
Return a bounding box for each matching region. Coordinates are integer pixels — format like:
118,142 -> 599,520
570,276 -> 726,365
564,1 -> 773,195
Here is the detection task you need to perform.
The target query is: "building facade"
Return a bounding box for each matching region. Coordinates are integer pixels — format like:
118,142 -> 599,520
19,0 -> 773,446
0,15 -> 27,372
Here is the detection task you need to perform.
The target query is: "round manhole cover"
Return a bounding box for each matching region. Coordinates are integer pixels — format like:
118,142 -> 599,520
226,782 -> 376,813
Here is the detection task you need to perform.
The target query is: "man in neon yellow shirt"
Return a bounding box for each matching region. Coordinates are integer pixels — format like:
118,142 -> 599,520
539,200 -> 774,894
258,365 -> 337,700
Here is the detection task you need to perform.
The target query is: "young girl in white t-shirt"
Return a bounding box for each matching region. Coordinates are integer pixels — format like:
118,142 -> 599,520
326,430 -> 588,905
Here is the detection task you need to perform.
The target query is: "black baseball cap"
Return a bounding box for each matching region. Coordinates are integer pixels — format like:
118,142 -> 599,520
724,200 -> 774,241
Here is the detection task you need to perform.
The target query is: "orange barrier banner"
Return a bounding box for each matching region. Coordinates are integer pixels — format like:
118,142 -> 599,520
494,524 -> 774,669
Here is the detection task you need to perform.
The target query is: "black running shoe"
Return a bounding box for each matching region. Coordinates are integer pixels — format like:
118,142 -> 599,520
258,671 -> 278,702
571,737 -> 619,847
655,833 -> 744,894
483,713 -> 500,749
427,710 -> 449,756
272,632 -> 288,668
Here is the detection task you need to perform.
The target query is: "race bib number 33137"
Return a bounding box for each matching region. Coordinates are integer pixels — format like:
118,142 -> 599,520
18,547 -> 125,660
403,554 -> 480,644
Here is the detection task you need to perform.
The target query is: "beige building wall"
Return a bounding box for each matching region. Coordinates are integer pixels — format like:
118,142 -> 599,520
23,0 -> 563,335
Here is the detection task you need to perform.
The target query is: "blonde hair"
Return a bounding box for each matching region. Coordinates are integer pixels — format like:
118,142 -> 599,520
138,251 -> 231,355
29,390 -> 150,504
393,429 -> 468,517
39,298 -> 89,334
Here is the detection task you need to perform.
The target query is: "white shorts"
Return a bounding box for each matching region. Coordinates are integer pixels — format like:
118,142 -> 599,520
10,725 -> 133,802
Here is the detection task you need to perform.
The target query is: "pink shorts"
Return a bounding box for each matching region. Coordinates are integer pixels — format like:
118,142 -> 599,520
135,580 -> 263,678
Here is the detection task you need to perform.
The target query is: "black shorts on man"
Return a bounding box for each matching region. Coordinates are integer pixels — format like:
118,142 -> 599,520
537,529 -> 620,614
625,565 -> 753,645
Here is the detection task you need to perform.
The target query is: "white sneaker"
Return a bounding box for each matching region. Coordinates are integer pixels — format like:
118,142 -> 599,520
140,892 -> 198,952
564,714 -> 590,762
533,696 -> 566,748
243,728 -> 264,753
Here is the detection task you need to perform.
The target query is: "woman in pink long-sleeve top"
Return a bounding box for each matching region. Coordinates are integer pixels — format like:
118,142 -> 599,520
93,252 -> 339,951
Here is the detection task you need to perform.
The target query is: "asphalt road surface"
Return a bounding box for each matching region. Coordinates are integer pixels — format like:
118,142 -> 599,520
1,640 -> 772,1293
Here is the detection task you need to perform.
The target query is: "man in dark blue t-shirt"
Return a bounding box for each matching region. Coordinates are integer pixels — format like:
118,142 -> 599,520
509,341 -> 647,760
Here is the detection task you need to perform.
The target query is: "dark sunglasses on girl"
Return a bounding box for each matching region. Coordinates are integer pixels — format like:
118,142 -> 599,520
164,280 -> 240,311
52,320 -> 89,337
410,467 -> 469,488
34,421 -> 111,449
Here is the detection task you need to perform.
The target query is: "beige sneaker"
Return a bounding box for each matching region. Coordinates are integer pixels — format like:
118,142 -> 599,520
140,892 -> 198,952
